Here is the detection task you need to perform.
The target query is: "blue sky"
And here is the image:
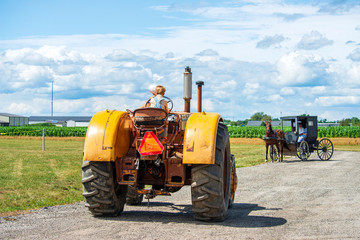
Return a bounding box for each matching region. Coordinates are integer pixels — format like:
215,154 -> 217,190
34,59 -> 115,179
0,0 -> 360,121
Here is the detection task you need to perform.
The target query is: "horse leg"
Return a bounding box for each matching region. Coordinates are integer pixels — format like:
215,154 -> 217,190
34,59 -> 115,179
278,143 -> 282,162
278,142 -> 282,162
265,143 -> 269,162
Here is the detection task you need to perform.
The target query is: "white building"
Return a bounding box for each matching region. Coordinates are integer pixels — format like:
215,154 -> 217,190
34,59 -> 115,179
0,113 -> 29,126
29,116 -> 92,127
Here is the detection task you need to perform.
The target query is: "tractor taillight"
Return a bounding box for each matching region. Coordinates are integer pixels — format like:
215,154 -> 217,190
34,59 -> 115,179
138,131 -> 164,156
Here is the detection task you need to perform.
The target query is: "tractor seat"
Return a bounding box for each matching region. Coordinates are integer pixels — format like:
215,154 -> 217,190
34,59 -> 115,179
133,108 -> 168,126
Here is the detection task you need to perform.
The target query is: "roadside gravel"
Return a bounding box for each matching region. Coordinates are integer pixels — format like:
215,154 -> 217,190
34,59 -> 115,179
1,151 -> 360,239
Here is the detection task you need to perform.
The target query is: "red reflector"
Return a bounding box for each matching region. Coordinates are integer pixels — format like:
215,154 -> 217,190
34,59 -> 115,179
138,131 -> 164,156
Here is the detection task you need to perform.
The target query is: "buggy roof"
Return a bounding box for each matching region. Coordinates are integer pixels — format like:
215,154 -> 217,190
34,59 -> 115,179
280,116 -> 317,121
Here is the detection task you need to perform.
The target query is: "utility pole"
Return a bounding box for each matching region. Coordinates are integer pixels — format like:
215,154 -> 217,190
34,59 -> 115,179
51,80 -> 54,116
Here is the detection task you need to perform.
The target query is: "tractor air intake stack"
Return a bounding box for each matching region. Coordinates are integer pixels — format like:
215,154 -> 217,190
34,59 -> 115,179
183,66 -> 192,112
196,81 -> 204,112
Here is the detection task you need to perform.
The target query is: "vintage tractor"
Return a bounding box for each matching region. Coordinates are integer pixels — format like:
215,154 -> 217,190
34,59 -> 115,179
82,67 -> 238,221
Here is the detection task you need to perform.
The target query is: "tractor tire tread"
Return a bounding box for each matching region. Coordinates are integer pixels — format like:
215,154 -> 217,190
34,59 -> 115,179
82,189 -> 98,197
191,123 -> 231,222
82,161 -> 127,217
90,165 -> 110,178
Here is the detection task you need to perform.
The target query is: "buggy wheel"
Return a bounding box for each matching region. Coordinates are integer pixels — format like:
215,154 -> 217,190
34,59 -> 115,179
82,161 -> 127,216
270,145 -> 279,162
191,123 -> 231,222
317,138 -> 334,161
296,141 -> 310,161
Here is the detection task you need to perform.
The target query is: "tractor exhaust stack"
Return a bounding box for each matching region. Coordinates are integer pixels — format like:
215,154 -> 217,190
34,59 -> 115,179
183,66 -> 192,112
196,81 -> 204,112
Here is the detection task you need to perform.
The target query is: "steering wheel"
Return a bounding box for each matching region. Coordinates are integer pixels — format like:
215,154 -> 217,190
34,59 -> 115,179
145,96 -> 173,111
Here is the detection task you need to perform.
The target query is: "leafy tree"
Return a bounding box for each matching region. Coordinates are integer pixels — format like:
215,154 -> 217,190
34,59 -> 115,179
351,117 -> 360,126
340,117 -> 360,126
340,118 -> 351,126
250,112 -> 272,121
262,115 -> 272,122
250,112 -> 264,121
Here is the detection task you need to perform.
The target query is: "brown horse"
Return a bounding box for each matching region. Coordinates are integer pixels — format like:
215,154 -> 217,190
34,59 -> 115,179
264,120 -> 285,162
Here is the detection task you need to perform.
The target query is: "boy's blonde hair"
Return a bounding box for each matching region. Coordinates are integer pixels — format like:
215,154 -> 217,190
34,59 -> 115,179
154,85 -> 166,95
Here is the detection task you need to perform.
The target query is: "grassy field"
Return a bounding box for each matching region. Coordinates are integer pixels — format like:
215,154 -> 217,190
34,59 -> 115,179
0,137 -> 359,215
0,138 -> 84,214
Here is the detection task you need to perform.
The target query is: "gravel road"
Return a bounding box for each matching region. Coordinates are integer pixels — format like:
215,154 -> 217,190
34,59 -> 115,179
1,151 -> 360,239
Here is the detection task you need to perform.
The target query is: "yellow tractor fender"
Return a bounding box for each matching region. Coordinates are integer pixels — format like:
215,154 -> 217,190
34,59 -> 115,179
83,110 -> 132,162
183,112 -> 222,164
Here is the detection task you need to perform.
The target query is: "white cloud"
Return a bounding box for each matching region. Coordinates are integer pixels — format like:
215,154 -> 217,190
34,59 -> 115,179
274,13 -> 305,22
242,83 -> 260,95
280,87 -> 295,95
315,96 -> 360,107
256,35 -> 286,49
297,31 -> 333,50
268,94 -> 283,102
196,49 -> 219,56
346,63 -> 360,84
347,48 -> 360,62
8,102 -> 36,114
309,86 -> 327,94
6,98 -> 49,115
202,98 -> 215,112
276,52 -> 313,85
276,51 -> 329,86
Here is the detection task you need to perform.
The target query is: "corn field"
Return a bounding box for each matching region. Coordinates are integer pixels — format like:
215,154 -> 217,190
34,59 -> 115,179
0,126 -> 87,137
0,125 -> 359,138
227,126 -> 360,138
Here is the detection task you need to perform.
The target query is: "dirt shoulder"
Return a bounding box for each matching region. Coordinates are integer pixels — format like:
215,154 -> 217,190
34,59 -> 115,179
1,151 -> 359,239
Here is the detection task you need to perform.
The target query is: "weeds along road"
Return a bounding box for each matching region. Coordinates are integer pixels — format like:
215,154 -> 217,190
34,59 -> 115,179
1,151 -> 360,239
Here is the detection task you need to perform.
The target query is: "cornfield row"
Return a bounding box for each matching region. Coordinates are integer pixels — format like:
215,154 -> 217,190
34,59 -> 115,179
0,126 -> 87,137
227,126 -> 360,138
0,126 -> 359,138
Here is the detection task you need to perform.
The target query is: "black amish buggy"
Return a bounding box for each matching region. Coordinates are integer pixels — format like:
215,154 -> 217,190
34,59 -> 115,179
280,115 -> 334,161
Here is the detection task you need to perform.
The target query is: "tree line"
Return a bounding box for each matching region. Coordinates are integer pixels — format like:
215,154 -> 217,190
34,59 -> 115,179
224,112 -> 360,127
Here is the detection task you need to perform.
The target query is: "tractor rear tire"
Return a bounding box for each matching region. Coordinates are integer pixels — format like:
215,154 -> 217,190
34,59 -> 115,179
82,161 -> 127,216
228,154 -> 237,209
191,123 -> 231,222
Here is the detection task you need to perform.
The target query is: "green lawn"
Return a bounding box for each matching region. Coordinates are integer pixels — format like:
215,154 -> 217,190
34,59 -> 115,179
0,138 -> 84,213
334,145 -> 360,152
231,144 -> 265,168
